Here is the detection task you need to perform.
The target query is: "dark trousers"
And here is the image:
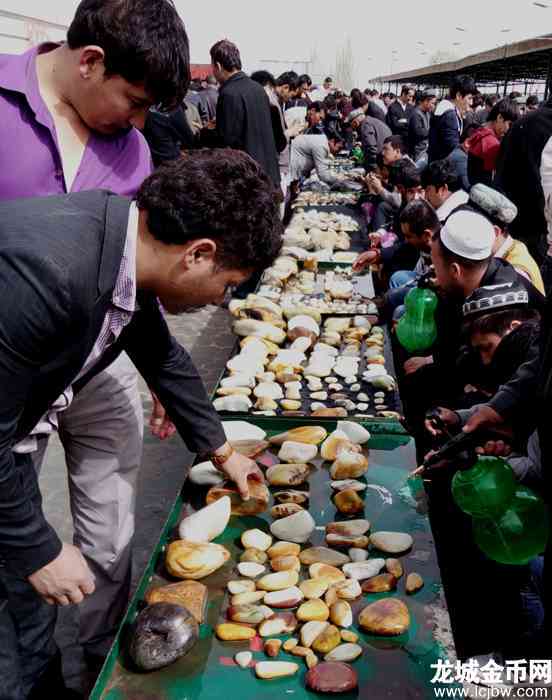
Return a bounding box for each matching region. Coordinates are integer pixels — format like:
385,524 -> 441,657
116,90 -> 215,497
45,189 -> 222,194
0,454 -> 59,700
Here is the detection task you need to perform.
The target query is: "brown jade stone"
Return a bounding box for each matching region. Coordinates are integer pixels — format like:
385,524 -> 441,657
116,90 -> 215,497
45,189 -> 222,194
306,661 -> 358,693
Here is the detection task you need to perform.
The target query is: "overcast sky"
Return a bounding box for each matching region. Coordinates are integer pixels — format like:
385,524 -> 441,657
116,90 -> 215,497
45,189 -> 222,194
3,0 -> 552,84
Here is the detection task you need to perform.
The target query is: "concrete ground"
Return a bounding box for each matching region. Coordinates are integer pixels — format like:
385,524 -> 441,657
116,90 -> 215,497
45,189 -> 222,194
39,306 -> 235,693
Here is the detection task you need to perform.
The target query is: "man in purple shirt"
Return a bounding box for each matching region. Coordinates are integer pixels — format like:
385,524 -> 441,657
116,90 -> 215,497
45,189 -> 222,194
0,1 -> 190,696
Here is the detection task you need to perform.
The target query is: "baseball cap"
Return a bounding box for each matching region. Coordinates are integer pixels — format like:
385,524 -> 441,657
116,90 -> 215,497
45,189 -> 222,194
440,210 -> 495,260
346,107 -> 365,124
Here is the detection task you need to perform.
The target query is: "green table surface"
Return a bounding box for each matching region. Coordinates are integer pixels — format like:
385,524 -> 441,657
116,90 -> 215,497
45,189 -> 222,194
91,423 -> 455,700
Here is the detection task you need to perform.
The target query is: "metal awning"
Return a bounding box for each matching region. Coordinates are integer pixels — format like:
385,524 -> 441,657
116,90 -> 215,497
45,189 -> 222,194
372,34 -> 552,87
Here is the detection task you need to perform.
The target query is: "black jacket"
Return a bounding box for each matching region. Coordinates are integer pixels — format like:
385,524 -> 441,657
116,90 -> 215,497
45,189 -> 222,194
360,115 -> 391,172
0,191 -> 226,577
216,72 -> 280,188
428,100 -> 463,162
386,100 -> 413,139
494,102 -> 552,259
408,107 -> 430,161
143,106 -> 197,166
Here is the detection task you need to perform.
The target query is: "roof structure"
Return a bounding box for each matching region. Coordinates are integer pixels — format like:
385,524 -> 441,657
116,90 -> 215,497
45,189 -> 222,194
372,34 -> 552,88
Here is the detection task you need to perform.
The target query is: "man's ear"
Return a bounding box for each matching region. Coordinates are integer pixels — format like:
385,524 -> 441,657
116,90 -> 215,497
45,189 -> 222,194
422,229 -> 433,246
78,46 -> 106,79
185,238 -> 217,267
451,262 -> 462,281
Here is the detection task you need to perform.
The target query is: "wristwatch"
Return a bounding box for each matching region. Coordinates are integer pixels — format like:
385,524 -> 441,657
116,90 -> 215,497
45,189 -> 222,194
208,442 -> 235,471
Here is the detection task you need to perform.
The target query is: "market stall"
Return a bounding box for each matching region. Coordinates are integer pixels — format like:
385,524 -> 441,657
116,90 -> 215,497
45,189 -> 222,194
90,181 -> 455,700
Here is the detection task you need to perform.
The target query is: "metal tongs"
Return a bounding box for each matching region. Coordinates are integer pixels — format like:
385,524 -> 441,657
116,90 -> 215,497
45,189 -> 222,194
410,408 -> 510,477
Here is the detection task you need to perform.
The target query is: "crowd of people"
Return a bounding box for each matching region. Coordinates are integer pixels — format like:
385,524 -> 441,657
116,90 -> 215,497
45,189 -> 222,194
2,0 -> 552,698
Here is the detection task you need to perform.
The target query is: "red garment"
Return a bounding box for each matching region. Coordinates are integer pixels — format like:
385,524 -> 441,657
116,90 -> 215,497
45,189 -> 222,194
465,126 -> 501,172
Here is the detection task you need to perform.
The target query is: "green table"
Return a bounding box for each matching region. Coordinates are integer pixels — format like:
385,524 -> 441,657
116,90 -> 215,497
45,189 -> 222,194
91,424 -> 455,699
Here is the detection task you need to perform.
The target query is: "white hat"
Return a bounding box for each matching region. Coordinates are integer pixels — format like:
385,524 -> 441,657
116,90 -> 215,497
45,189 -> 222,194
440,210 -> 495,261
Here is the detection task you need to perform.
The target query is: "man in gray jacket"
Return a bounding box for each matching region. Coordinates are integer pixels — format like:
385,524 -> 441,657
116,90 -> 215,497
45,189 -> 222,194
290,129 -> 344,185
408,91 -> 436,170
348,107 -> 391,173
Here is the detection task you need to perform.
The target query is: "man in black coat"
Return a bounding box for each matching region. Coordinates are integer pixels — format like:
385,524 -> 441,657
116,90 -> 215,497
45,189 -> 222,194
0,150 -> 282,699
386,84 -> 414,139
209,39 -> 280,191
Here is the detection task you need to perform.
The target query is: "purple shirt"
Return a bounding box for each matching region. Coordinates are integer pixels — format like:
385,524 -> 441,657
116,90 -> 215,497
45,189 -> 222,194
0,43 -> 153,200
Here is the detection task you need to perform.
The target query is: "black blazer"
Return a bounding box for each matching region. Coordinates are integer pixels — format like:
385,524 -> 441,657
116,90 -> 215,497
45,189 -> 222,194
216,72 -> 281,189
0,190 -> 226,576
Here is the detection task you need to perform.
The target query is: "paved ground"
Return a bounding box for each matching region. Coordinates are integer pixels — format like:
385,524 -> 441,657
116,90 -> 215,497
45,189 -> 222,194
39,304 -> 456,695
39,306 -> 235,693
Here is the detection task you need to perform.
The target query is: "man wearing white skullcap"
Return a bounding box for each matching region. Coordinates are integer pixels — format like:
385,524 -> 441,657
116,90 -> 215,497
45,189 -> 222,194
431,210 -> 496,297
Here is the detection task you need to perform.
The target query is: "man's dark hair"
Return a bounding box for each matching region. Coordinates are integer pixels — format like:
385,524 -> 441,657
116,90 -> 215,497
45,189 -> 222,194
324,94 -> 337,111
472,94 -> 484,110
276,71 -> 299,90
508,91 -> 522,100
324,76 -> 333,83
309,100 -> 324,113
401,84 -> 412,97
526,94 -> 539,108
210,39 -> 242,72
136,149 -> 282,271
432,228 -> 491,270
467,307 -> 540,337
488,98 -> 519,124
400,199 -> 440,237
389,160 -> 421,189
421,90 -> 436,102
298,74 -> 312,87
389,92 -> 396,100
422,159 -> 461,192
250,70 -> 276,88
383,135 -> 406,154
351,89 -> 368,110
449,74 -> 476,99
67,0 -> 190,110
484,94 -> 498,109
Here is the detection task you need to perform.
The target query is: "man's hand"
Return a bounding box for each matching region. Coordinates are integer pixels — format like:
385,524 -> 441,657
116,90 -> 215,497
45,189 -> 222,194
424,407 -> 459,437
149,393 -> 177,441
475,439 -> 512,457
216,448 -> 265,501
352,250 -> 379,272
368,231 -> 383,249
28,543 -> 95,606
403,356 -> 433,375
463,405 -> 504,434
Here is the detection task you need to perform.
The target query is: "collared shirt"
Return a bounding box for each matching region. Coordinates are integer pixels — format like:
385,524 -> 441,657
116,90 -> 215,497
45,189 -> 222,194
0,43 -> 152,451
0,43 -> 152,199
14,203 -> 139,453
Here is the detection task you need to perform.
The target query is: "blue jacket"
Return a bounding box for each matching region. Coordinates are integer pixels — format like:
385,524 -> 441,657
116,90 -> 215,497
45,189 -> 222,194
428,99 -> 463,163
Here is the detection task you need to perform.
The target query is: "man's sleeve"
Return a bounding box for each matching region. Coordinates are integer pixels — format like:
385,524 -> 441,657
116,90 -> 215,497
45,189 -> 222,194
361,123 -> 378,171
217,92 -> 246,150
122,295 -> 226,454
439,111 -> 461,157
539,134 -> 552,246
0,251 -> 75,576
313,143 -> 338,185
